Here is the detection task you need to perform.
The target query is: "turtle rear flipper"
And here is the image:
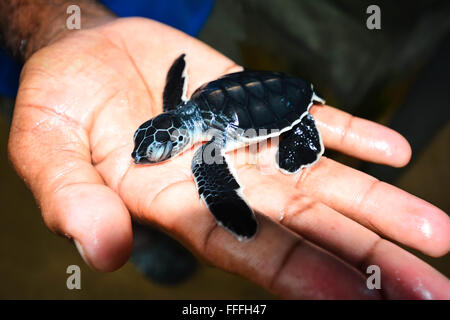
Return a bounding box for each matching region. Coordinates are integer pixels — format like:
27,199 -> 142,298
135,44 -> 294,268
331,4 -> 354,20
277,113 -> 324,174
163,53 -> 188,111
192,138 -> 258,240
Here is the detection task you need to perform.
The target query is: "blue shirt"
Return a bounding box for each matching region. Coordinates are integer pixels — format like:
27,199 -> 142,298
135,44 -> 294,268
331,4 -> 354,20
0,0 -> 215,97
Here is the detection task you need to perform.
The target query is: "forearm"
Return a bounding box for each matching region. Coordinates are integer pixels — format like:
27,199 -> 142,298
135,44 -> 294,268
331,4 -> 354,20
0,0 -> 115,62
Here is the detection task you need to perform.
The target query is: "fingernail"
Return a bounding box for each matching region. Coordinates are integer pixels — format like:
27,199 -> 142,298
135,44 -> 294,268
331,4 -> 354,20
74,239 -> 93,269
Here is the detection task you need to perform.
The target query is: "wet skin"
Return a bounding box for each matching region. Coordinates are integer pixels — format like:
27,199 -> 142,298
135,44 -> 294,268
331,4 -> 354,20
8,18 -> 450,299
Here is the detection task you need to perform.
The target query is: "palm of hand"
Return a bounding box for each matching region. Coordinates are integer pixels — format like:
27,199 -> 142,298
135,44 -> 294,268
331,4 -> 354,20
9,18 -> 450,299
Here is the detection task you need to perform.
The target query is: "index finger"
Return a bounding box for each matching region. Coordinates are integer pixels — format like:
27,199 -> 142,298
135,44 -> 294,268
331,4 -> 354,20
311,105 -> 412,167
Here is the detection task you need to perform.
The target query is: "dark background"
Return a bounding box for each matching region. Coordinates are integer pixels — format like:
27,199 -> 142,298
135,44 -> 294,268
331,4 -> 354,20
0,0 -> 448,298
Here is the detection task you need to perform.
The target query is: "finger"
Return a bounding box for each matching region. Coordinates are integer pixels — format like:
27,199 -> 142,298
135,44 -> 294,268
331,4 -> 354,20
310,105 -> 412,167
365,240 -> 450,299
293,157 -> 450,257
238,168 -> 450,299
9,103 -> 133,272
120,167 -> 379,299
229,140 -> 449,258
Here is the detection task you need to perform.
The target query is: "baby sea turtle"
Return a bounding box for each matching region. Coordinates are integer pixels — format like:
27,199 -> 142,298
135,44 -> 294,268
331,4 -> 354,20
132,54 -> 325,241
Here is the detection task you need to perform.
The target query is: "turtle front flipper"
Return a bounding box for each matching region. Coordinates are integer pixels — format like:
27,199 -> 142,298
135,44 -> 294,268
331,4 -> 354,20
276,113 -> 324,174
192,138 -> 258,241
163,53 -> 188,111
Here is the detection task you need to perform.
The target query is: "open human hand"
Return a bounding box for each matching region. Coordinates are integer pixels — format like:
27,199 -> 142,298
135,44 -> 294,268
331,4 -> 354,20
9,18 -> 450,299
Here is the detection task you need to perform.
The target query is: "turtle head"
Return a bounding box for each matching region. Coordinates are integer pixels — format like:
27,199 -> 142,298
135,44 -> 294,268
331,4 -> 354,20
132,112 -> 190,164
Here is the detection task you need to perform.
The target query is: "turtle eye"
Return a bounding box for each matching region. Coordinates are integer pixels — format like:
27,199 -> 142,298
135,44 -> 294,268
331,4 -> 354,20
161,140 -> 174,160
145,140 -> 172,162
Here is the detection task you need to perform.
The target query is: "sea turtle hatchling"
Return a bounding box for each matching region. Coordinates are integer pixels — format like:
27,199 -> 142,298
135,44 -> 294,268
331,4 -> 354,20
132,54 -> 325,241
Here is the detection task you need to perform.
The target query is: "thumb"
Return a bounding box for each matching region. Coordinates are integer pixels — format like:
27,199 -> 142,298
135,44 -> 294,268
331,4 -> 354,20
9,102 -> 133,272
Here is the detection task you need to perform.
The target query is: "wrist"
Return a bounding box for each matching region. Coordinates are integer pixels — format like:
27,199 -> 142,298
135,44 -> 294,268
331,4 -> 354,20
0,0 -> 116,62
